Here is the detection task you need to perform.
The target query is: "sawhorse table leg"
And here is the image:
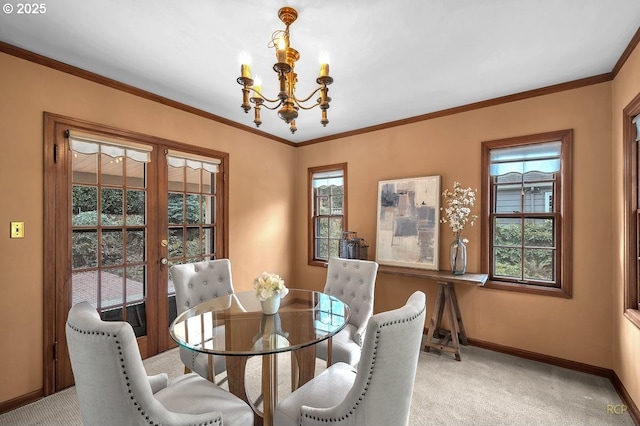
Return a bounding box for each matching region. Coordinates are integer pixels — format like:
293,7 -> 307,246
424,280 -> 467,361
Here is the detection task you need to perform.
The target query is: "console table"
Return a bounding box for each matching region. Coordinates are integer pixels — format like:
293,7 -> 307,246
378,266 -> 487,361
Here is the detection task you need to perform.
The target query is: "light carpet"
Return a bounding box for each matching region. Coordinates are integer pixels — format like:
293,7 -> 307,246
0,344 -> 635,425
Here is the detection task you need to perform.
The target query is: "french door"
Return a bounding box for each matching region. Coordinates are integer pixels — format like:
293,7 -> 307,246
43,113 -> 227,394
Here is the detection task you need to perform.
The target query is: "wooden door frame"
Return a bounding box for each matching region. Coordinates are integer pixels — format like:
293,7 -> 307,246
43,112 -> 229,395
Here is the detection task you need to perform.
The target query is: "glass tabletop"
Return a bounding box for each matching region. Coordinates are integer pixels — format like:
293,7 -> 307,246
169,289 -> 351,356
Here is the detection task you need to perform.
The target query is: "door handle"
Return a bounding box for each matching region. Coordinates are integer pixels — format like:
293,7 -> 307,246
161,258 -> 168,265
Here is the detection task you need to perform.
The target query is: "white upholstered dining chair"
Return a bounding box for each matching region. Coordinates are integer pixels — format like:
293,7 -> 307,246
315,257 -> 378,367
274,291 -> 426,426
170,258 -> 234,382
66,301 -> 254,426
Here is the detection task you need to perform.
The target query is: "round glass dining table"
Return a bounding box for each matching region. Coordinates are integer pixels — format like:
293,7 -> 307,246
169,289 -> 350,426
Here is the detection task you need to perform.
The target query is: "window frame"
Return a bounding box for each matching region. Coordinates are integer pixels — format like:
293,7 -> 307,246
624,92 -> 640,328
481,130 -> 573,298
308,163 -> 348,267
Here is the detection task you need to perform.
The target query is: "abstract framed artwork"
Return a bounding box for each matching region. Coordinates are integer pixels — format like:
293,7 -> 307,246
375,175 -> 441,270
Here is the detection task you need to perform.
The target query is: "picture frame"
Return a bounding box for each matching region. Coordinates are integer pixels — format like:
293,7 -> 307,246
375,175 -> 441,270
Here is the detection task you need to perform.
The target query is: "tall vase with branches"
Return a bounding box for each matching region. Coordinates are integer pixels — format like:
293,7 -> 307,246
441,181 -> 478,275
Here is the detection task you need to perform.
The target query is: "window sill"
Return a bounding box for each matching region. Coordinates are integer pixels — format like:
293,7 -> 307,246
484,280 -> 571,298
308,259 -> 329,268
624,308 -> 640,330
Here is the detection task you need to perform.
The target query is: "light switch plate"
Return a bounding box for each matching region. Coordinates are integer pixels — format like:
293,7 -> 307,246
10,222 -> 24,238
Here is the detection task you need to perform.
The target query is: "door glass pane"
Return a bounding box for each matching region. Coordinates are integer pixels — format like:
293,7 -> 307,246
186,167 -> 200,192
186,227 -> 201,257
72,186 -> 98,226
71,137 -> 149,338
203,169 -> 214,194
126,190 -> 145,225
185,194 -> 200,224
168,228 -> 184,258
101,267 -> 124,309
126,265 -> 146,304
168,165 -> 184,191
126,229 -> 145,262
72,270 -> 98,306
126,157 -> 145,187
101,188 -> 124,226
203,228 -> 214,256
166,151 -> 220,326
73,151 -> 98,184
203,195 -> 215,223
72,230 -> 98,269
168,193 -> 184,224
101,229 -> 124,265
101,155 -> 123,186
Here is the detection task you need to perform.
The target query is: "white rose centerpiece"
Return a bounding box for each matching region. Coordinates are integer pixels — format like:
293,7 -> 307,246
253,272 -> 288,314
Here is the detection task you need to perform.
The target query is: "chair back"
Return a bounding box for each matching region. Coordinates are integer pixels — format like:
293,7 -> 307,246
171,259 -> 234,314
304,291 -> 426,425
324,257 -> 378,331
66,302 -> 167,426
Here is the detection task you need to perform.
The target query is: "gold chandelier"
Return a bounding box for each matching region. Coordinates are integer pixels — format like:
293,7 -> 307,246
237,7 -> 333,134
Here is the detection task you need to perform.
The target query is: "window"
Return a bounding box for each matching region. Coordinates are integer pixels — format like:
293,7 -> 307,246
624,93 -> 640,328
309,164 -> 347,265
481,130 -> 572,297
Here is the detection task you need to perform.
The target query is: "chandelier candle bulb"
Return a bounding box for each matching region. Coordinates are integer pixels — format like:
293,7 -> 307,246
320,63 -> 329,77
241,64 -> 251,78
276,37 -> 287,63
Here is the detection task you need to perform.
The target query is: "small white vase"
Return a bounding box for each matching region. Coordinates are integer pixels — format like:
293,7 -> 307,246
260,296 -> 281,315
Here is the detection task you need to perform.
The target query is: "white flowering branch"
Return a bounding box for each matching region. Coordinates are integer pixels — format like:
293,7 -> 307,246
440,181 -> 478,242
253,272 -> 289,301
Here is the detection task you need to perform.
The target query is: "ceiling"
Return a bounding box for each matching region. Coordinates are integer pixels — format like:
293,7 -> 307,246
1,0 -> 639,144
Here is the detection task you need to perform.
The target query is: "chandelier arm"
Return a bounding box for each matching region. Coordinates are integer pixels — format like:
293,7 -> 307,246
292,87 -> 322,104
293,100 -> 321,111
251,89 -> 281,104
258,101 -> 285,111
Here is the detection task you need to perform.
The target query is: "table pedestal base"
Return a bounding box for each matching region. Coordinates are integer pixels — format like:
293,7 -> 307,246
226,345 -> 316,426
424,281 -> 468,361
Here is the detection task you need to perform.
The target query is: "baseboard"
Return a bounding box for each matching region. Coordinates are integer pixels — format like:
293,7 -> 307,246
467,338 -> 612,377
467,338 -> 639,425
0,389 -> 43,414
611,372 -> 640,425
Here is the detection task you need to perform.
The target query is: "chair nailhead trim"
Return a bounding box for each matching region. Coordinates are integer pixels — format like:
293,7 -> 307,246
300,304 -> 426,424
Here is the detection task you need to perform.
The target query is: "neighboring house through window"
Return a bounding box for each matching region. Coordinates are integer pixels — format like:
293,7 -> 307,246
481,130 -> 573,297
309,164 -> 347,265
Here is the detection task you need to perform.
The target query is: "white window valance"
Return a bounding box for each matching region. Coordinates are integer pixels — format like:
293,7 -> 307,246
68,131 -> 152,163
633,114 -> 640,141
166,150 -> 220,173
312,170 -> 344,188
490,141 -> 561,176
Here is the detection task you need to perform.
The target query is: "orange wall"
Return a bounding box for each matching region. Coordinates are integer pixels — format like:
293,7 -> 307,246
612,44 -> 640,408
295,82 -> 614,369
0,52 -> 296,402
2,41 -> 639,411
